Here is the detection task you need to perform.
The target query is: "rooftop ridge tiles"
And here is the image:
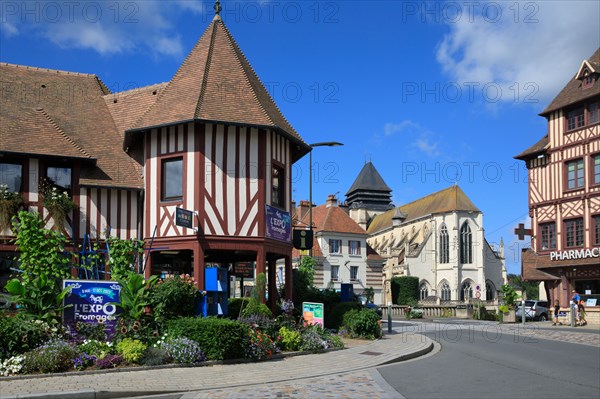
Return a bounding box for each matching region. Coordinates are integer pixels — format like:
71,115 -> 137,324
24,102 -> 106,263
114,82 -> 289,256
105,82 -> 169,97
0,62 -> 98,77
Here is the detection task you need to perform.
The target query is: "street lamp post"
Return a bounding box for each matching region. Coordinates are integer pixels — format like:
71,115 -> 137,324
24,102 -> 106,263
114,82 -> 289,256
308,142 -> 343,257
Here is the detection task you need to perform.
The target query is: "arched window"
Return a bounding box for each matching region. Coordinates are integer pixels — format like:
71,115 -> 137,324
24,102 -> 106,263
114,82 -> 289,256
486,281 -> 495,301
460,222 -> 472,264
440,281 -> 451,301
461,280 -> 473,301
439,224 -> 449,263
419,282 -> 429,300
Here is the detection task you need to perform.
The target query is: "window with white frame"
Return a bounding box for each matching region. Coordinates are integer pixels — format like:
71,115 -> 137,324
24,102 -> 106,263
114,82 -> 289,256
460,222 -> 472,264
350,266 -> 359,281
440,282 -> 451,301
331,265 -> 339,281
329,239 -> 341,254
161,157 -> 183,201
419,283 -> 429,300
349,240 -> 360,255
439,224 -> 449,263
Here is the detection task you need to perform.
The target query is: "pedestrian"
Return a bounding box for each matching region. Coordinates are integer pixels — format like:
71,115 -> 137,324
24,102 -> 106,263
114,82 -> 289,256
578,299 -> 587,326
552,299 -> 562,326
572,290 -> 581,303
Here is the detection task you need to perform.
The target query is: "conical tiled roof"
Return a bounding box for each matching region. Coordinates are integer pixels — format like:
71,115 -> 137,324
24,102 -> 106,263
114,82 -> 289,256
127,15 -> 308,158
367,185 -> 480,234
346,162 -> 393,210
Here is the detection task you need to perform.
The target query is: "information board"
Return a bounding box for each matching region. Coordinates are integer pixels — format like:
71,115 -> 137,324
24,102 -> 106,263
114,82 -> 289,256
302,301 -> 324,327
175,207 -> 194,229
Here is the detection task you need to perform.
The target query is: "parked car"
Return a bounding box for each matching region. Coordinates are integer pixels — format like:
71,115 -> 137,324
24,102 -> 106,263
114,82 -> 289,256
357,294 -> 382,319
515,300 -> 549,321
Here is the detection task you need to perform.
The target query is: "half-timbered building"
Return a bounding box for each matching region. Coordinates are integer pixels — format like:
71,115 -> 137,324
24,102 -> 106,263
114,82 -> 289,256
0,11 -> 310,307
515,48 -> 600,321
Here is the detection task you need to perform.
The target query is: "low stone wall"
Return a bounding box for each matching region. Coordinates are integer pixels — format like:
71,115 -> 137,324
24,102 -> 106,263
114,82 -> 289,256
382,305 -> 457,318
556,307 -> 600,326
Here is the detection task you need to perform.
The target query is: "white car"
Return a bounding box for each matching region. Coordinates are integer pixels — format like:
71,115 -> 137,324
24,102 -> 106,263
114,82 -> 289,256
515,300 -> 549,321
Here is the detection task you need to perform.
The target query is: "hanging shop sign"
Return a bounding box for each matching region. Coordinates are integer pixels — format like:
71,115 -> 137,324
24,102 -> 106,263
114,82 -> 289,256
265,204 -> 291,242
175,207 -> 194,229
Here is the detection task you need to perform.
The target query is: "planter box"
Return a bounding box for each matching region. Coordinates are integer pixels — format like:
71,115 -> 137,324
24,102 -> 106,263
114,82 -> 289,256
502,310 -> 516,323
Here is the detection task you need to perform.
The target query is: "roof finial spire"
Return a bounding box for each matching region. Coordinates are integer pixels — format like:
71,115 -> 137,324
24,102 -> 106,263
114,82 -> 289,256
214,0 -> 222,16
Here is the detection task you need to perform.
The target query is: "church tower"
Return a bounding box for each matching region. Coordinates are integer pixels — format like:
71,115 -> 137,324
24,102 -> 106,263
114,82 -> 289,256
345,162 -> 394,229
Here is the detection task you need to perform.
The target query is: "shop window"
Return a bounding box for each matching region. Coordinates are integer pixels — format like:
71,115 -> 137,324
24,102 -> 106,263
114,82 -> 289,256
0,163 -> 22,193
566,159 -> 584,190
564,218 -> 584,248
161,157 -> 183,201
539,222 -> 556,250
576,280 -> 600,307
271,165 -> 284,208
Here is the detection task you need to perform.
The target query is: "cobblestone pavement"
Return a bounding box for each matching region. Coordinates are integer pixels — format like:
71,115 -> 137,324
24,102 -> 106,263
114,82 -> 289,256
182,370 -> 403,399
0,332 -> 430,399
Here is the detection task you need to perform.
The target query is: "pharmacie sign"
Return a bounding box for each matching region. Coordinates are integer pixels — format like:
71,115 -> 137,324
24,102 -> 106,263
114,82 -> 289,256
63,280 -> 121,336
549,247 -> 600,261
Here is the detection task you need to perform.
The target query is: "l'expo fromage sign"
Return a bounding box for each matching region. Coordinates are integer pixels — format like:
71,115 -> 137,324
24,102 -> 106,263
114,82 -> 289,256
550,247 -> 600,261
265,204 -> 291,242
63,280 -> 121,335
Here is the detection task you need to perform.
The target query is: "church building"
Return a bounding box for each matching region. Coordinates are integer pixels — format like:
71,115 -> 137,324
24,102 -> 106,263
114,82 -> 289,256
346,163 -> 506,305
0,6 -> 310,308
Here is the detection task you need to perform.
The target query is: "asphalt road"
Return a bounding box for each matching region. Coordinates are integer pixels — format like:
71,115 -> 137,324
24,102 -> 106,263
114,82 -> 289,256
378,321 -> 600,399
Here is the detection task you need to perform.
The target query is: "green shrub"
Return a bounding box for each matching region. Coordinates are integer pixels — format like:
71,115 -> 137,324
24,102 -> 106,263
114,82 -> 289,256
327,334 -> 344,349
149,274 -> 201,324
279,326 -> 301,351
326,301 -> 362,330
140,347 -> 169,366
166,317 -> 249,360
342,309 -> 382,339
22,339 -> 78,374
0,316 -> 57,358
78,339 -> 113,359
391,276 -> 419,305
228,297 -> 249,319
240,298 -> 273,318
116,338 -> 147,363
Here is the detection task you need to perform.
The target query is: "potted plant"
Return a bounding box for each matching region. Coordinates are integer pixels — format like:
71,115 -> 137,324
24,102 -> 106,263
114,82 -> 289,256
0,184 -> 22,233
39,178 -> 76,233
499,284 -> 519,323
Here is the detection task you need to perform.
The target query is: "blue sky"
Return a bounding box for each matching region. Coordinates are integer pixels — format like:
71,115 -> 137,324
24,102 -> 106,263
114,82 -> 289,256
1,1 -> 599,275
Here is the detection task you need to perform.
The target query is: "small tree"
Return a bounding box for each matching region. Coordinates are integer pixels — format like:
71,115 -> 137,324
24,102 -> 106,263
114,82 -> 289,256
500,284 -> 519,310
12,211 -> 72,286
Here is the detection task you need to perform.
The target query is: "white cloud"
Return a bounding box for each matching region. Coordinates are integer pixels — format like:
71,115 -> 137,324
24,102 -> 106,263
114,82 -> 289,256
1,0 -> 206,57
378,119 -> 442,157
436,1 -> 600,104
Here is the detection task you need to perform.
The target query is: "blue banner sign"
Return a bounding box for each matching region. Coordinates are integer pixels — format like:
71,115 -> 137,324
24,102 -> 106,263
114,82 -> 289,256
63,279 -> 121,337
265,204 -> 291,242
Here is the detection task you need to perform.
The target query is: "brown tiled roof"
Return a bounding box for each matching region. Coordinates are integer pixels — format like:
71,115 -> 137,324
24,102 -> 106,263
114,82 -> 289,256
129,16 -> 309,160
298,204 -> 367,235
366,243 -> 383,261
1,107 -> 93,161
104,83 -> 167,137
514,135 -> 549,160
541,48 -> 600,115
367,185 -> 480,234
0,63 -> 144,189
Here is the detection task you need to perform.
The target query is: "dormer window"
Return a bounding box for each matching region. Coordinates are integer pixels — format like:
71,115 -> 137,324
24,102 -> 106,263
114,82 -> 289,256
582,74 -> 595,89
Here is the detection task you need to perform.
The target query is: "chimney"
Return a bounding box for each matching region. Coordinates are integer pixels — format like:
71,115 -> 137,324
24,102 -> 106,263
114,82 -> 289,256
326,194 -> 338,208
297,200 -> 311,222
